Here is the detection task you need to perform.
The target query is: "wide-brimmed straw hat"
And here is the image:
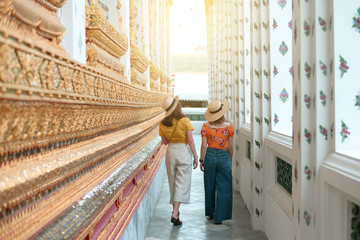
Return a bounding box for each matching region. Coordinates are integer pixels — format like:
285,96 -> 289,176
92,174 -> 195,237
162,95 -> 179,117
204,99 -> 230,122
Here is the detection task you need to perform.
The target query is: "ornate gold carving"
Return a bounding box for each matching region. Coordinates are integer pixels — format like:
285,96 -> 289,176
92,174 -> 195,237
0,127 -> 164,240
150,79 -> 160,92
160,83 -> 166,93
86,0 -> 128,59
86,42 -> 126,77
11,0 -> 65,42
0,1 -> 171,239
205,0 -> 216,16
130,40 -> 149,73
131,66 -> 147,88
0,26 -> 168,166
96,142 -> 166,240
117,0 -> 123,32
150,61 -> 160,81
43,0 -> 67,9
88,228 -> 95,240
160,72 -> 166,85
167,75 -> 171,87
129,0 -> 137,43
115,192 -> 123,208
0,44 -> 21,84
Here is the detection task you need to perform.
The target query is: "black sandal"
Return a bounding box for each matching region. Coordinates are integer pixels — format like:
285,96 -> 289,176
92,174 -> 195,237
171,217 -> 182,225
171,211 -> 182,225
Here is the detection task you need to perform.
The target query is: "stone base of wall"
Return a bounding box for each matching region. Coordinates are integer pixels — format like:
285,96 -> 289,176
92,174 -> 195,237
121,158 -> 166,240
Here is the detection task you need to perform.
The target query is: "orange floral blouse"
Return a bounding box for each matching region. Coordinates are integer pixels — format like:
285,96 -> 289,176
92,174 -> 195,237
201,123 -> 234,150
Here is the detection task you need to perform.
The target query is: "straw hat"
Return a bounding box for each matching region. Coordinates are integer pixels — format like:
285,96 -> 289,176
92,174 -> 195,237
204,99 -> 230,122
162,95 -> 179,117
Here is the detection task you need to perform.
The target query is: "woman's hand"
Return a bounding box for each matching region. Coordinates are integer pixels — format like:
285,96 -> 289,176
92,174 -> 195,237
193,157 -> 198,169
200,162 -> 204,172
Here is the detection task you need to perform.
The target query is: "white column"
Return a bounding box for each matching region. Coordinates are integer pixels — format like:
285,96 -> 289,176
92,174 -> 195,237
58,0 -> 86,64
120,0 -> 131,81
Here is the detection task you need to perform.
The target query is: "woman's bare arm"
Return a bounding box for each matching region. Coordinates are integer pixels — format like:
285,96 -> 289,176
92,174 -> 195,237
186,131 -> 198,169
161,136 -> 169,145
200,136 -> 207,172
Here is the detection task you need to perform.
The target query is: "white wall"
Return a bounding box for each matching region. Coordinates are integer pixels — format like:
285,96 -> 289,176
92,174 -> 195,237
58,0 -> 86,64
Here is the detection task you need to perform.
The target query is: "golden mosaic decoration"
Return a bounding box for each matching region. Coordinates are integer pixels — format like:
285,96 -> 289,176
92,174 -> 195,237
0,0 -> 170,239
86,0 -> 128,58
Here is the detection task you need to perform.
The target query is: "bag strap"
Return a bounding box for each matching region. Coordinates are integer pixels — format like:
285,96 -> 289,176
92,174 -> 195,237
167,119 -> 179,143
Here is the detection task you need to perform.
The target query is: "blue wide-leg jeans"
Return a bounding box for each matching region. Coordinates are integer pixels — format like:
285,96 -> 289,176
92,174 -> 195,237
203,147 -> 233,222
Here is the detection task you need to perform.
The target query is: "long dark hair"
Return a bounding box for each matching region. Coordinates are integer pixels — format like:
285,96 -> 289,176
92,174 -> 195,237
161,102 -> 186,127
209,115 -> 226,125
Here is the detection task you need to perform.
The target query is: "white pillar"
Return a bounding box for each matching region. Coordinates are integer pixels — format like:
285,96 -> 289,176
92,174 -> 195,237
58,0 -> 86,64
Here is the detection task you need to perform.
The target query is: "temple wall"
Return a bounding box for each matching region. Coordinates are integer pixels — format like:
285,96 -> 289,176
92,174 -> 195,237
205,0 -> 360,240
0,0 -> 173,239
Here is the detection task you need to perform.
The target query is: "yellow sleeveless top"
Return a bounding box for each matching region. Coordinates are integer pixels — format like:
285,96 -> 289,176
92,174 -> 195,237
159,117 -> 194,143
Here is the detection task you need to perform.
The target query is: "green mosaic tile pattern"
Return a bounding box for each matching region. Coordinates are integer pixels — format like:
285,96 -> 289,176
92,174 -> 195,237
276,156 -> 292,195
351,203 -> 360,240
186,114 -> 206,121
247,140 -> 251,160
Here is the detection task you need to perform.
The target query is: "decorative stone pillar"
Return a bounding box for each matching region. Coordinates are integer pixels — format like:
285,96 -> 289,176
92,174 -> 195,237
150,61 -> 160,91
85,0 -> 128,79
130,0 -> 150,89
293,0 -> 334,239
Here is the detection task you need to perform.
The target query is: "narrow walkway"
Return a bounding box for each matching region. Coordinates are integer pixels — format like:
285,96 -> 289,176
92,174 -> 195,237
145,135 -> 268,240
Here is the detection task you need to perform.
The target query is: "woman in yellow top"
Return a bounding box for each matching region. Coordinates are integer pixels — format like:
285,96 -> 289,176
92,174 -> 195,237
159,96 -> 198,225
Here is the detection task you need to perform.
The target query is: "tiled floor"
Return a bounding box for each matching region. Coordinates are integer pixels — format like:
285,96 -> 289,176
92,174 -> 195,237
145,135 -> 268,240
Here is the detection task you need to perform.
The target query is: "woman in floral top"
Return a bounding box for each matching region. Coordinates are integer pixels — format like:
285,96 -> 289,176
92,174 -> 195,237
200,100 -> 234,225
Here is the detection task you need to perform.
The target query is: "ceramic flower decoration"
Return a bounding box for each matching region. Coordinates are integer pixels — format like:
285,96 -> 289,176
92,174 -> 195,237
319,90 -> 327,106
304,94 -> 311,109
318,16 -> 327,31
304,128 -> 312,144
304,211 -> 311,226
274,113 -> 279,125
352,7 -> 360,33
304,62 -> 311,80
355,91 -> 360,110
279,88 -> 289,103
304,165 -> 312,180
279,41 -> 288,56
273,18 -> 278,30
319,125 -> 328,140
339,55 -> 349,78
278,0 -> 287,9
304,20 -> 310,36
319,61 -> 327,76
340,120 -> 350,143
273,65 -> 279,76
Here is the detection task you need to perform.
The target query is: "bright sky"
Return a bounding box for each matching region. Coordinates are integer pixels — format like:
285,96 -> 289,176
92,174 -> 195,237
170,0 -> 207,54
